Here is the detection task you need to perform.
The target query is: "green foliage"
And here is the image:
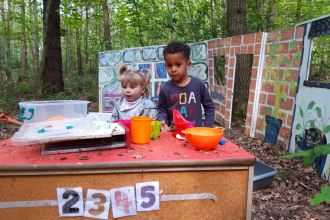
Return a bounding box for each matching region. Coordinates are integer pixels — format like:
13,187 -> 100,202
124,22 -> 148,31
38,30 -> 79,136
309,35 -> 330,82
279,144 -> 330,168
311,187 -> 330,206
280,142 -> 330,207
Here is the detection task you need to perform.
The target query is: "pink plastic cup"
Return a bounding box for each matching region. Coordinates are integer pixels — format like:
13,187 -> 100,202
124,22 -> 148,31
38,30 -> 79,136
175,122 -> 196,135
114,119 -> 131,130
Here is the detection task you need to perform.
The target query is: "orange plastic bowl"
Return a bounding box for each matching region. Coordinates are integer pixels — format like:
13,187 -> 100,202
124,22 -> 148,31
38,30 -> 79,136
181,127 -> 225,151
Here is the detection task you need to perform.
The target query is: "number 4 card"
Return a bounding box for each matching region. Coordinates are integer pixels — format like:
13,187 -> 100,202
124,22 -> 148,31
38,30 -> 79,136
110,186 -> 137,218
57,187 -> 84,217
84,189 -> 111,219
136,181 -> 160,211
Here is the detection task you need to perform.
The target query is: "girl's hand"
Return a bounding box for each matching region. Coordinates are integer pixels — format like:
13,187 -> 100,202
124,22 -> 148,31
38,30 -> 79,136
161,121 -> 171,132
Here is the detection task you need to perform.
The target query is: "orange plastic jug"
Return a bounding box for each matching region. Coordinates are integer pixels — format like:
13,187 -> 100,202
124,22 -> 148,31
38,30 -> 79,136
131,116 -> 157,144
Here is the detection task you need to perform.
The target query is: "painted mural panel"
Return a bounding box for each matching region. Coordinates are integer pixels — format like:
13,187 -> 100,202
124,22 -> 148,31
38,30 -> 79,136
99,51 -> 122,67
210,85 -> 226,100
191,43 -> 207,62
188,63 -> 208,81
260,33 -> 301,145
157,47 -> 165,60
154,63 -> 167,79
123,50 -> 134,63
99,43 -> 209,112
142,48 -> 157,61
153,81 -> 165,97
290,88 -> 330,177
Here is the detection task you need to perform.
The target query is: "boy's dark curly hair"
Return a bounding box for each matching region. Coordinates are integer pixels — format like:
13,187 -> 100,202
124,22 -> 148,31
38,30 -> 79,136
163,41 -> 190,61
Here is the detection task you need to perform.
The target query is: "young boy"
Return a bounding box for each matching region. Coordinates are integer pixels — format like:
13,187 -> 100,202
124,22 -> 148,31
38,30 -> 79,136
158,41 -> 215,131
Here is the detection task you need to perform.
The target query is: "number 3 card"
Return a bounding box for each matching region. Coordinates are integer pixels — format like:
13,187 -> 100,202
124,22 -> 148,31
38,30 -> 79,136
136,181 -> 160,211
84,189 -> 111,219
110,186 -> 137,218
57,187 -> 84,217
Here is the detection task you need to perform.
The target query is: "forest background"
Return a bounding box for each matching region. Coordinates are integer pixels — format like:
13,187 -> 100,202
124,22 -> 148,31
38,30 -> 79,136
0,0 -> 330,117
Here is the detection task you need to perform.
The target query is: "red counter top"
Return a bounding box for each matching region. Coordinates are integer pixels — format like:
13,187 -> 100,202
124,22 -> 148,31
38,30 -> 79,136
0,132 -> 255,173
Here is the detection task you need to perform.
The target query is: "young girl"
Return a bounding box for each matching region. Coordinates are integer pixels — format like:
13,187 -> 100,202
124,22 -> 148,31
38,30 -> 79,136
108,64 -> 158,122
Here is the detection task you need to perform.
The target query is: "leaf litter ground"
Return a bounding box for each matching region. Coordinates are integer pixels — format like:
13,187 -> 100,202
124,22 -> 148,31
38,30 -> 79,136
1,104 -> 330,219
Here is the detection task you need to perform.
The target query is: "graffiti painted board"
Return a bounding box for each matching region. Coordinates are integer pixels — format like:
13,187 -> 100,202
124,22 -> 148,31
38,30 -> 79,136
98,43 -> 209,112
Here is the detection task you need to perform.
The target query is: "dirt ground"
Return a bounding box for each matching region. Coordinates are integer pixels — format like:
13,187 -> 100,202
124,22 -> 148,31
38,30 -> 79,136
1,104 -> 330,219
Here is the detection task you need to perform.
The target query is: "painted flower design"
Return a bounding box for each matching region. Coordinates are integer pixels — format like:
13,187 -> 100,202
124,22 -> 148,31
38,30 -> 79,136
211,85 -> 215,93
221,87 -> 225,97
217,87 -> 221,95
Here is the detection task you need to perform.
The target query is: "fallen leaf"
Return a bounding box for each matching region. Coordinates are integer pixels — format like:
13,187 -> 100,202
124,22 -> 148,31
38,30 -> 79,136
182,155 -> 188,158
140,147 -> 148,149
132,154 -> 145,159
118,154 -> 123,156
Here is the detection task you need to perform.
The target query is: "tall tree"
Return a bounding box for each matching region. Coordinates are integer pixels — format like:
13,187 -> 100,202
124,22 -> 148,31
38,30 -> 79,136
132,0 -> 144,46
266,0 -> 276,31
33,0 -> 40,76
42,0 -> 64,94
5,0 -> 12,82
20,0 -> 27,77
76,27 -> 83,76
102,0 -> 112,51
227,0 -> 252,119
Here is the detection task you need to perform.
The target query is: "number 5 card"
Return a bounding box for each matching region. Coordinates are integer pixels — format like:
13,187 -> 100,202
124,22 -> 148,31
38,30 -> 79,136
136,181 -> 160,211
110,186 -> 137,218
57,187 -> 84,217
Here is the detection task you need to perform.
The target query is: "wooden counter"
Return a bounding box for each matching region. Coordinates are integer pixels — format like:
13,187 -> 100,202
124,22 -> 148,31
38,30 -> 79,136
0,132 -> 255,220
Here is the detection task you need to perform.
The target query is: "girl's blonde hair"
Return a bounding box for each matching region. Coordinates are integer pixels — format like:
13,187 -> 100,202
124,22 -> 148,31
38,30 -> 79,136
118,64 -> 152,98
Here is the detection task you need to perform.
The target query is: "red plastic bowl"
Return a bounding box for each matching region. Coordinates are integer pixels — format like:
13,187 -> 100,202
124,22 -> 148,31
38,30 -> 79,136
181,127 -> 225,151
175,122 -> 196,135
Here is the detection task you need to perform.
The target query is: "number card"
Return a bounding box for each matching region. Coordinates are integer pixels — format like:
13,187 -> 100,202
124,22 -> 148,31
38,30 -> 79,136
57,187 -> 84,217
84,189 -> 111,220
110,187 -> 137,218
136,181 -> 160,211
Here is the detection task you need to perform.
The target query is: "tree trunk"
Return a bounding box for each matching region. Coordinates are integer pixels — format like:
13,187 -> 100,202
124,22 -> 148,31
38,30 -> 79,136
102,0 -> 112,51
5,0 -> 12,81
295,0 -> 302,23
42,0 -> 64,95
76,28 -> 83,76
37,0 -> 52,99
266,0 -> 276,31
33,0 -> 39,76
255,0 -> 263,32
165,0 -> 175,40
20,1 -> 27,77
65,22 -> 69,76
132,0 -> 144,46
227,0 -> 252,119
84,5 -> 89,77
0,1 -> 4,78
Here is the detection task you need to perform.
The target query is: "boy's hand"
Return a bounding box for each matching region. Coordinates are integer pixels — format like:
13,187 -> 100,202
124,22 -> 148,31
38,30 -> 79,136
161,121 -> 171,132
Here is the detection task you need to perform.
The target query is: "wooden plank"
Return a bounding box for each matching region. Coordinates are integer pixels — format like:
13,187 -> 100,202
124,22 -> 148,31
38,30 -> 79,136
0,165 -> 249,176
0,170 -> 249,220
245,165 -> 254,220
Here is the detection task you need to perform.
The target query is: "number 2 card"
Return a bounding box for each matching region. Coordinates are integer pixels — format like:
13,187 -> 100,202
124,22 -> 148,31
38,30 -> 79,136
57,187 -> 84,217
